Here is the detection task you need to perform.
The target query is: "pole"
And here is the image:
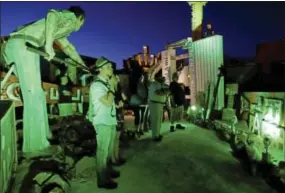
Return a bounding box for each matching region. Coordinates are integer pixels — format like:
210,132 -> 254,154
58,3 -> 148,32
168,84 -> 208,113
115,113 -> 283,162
26,46 -> 91,73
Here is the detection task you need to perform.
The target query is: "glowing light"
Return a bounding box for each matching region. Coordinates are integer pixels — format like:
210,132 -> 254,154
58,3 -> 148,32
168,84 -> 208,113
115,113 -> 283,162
191,105 -> 196,111
262,121 -> 281,139
264,109 -> 280,125
150,55 -> 154,57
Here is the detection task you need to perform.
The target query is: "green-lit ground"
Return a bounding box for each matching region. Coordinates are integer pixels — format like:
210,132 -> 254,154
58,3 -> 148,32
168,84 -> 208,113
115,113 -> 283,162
70,116 -> 276,193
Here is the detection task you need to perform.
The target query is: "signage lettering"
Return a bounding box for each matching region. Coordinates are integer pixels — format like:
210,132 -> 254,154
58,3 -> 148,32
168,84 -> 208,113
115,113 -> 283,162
162,50 -> 170,85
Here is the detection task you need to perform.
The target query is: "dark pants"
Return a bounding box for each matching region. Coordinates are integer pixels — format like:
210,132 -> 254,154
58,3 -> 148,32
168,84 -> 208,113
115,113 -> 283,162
133,106 -> 140,126
116,108 -> 124,132
131,105 -> 151,133
133,106 -> 146,129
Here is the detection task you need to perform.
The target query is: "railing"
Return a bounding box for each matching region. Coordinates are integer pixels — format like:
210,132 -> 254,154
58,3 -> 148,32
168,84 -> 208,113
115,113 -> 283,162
0,101 -> 17,193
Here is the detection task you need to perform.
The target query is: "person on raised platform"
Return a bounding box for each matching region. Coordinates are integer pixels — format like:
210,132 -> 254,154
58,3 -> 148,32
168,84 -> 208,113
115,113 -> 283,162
2,6 -> 86,156
204,22 -> 215,37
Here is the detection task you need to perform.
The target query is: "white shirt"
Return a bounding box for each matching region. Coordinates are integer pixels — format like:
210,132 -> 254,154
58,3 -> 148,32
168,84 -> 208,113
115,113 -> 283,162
89,76 -> 117,126
10,9 -> 77,47
148,81 -> 168,103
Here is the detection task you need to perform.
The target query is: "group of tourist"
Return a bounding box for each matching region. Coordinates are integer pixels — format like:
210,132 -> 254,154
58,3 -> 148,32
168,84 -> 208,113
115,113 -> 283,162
87,55 -> 187,189
1,5 -> 187,190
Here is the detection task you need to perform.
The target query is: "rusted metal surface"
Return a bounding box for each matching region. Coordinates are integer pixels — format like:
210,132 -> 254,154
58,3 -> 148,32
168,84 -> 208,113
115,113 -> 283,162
192,35 -> 224,109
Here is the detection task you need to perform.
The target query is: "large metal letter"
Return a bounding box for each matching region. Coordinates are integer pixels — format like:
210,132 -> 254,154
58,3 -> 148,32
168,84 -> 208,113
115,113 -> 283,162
6,82 -> 21,102
49,87 -> 59,100
72,89 -> 81,101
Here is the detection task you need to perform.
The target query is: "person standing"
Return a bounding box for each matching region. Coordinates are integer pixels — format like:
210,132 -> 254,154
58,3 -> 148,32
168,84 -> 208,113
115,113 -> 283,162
57,71 -> 74,116
88,57 -> 119,189
132,74 -> 148,137
204,22 -> 215,37
2,6 -> 86,155
111,74 -> 126,166
148,74 -> 170,142
169,72 -> 186,132
129,92 -> 143,137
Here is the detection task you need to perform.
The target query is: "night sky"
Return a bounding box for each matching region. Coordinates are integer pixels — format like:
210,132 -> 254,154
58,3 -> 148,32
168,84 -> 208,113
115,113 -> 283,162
1,1 -> 284,69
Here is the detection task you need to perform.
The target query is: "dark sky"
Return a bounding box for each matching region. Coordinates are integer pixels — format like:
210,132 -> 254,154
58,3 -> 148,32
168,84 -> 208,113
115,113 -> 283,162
1,1 -> 284,69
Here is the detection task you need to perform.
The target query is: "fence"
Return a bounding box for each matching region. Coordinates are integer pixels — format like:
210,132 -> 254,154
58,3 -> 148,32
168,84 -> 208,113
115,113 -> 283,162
0,101 -> 17,193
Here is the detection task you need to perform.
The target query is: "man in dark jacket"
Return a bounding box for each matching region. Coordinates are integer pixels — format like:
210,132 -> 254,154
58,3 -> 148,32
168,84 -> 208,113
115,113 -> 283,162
169,72 -> 186,132
204,22 -> 215,37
